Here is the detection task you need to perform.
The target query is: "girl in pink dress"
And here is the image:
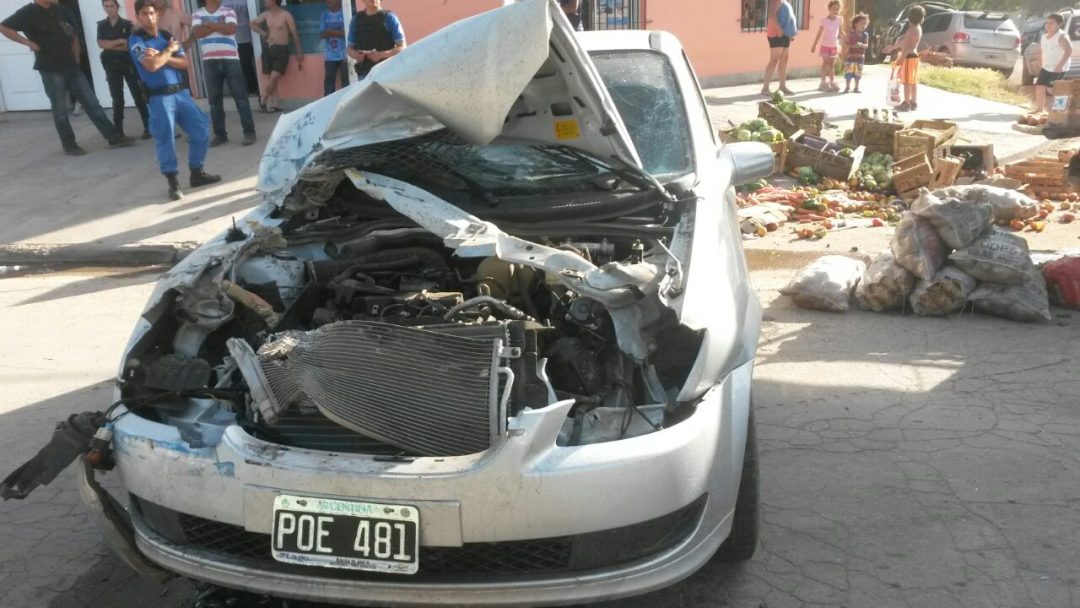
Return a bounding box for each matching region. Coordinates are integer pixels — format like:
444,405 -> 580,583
811,0 -> 843,91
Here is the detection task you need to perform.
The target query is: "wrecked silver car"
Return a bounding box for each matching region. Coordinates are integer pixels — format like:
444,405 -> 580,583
4,0 -> 770,605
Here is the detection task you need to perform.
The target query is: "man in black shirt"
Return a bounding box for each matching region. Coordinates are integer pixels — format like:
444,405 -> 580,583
346,0 -> 404,81
0,0 -> 135,155
97,0 -> 149,139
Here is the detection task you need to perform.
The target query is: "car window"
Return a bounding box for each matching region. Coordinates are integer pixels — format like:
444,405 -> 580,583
589,50 -> 694,178
1070,19 -> 1080,41
964,13 -> 1013,31
923,13 -> 951,34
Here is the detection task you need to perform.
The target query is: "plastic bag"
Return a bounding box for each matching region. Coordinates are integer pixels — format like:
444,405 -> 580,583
910,189 -> 993,249
780,256 -> 866,313
1041,256 -> 1080,309
887,65 -> 902,106
949,227 -> 1034,285
855,250 -> 916,312
934,185 -> 1039,222
890,214 -> 947,281
910,266 -> 976,316
969,267 -> 1052,323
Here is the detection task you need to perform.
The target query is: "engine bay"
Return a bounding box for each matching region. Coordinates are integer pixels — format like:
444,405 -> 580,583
119,180 -> 703,456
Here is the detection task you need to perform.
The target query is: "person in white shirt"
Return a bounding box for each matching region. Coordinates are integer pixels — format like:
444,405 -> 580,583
190,0 -> 256,146
1035,13 -> 1073,114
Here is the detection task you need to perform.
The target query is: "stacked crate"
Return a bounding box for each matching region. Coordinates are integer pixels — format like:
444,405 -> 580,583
1003,155 -> 1071,200
852,108 -> 906,156
893,119 -> 958,162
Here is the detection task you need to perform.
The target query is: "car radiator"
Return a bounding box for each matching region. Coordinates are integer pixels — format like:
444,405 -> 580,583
253,320 -> 507,457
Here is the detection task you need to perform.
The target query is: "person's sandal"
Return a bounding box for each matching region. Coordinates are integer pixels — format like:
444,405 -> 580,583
258,99 -> 268,113
896,102 -> 912,111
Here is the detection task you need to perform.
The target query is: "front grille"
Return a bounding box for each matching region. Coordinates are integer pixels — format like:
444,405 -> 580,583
256,320 -> 501,457
135,495 -> 706,579
250,410 -> 408,456
174,511 -> 573,578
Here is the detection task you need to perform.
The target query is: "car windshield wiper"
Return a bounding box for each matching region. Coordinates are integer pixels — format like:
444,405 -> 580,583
537,145 -> 676,204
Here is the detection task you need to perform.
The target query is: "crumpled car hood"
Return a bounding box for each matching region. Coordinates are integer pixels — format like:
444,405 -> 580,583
257,0 -> 642,207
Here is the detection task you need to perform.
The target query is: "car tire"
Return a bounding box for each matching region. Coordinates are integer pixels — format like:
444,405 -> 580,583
1001,67 -> 1014,79
712,407 -> 759,562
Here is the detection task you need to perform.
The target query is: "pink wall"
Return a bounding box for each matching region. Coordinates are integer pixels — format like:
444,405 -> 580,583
647,0 -> 824,82
269,0 -> 502,101
381,0 -> 504,41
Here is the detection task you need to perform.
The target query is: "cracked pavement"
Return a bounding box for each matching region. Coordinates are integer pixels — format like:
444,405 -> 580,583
0,267 -> 1077,607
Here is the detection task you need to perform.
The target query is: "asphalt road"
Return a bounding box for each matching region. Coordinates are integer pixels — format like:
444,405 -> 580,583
0,267 -> 1077,608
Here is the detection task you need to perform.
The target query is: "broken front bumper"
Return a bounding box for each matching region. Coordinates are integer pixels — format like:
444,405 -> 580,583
90,361 -> 752,606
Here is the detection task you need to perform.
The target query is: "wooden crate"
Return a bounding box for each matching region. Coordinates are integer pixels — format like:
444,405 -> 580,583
946,144 -> 995,178
785,134 -> 864,180
907,119 -> 959,146
758,101 -> 824,137
717,129 -> 794,175
892,152 -> 933,199
893,129 -> 938,161
853,108 -> 906,148
930,156 -> 963,189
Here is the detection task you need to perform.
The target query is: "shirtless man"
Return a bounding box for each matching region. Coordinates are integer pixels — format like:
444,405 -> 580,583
153,0 -> 190,50
250,0 -> 300,112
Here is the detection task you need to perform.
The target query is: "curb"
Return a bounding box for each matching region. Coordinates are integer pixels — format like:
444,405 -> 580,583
0,242 -> 198,267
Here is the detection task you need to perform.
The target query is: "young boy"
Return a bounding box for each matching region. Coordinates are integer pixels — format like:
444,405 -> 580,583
1035,13 -> 1073,115
318,0 -> 347,96
842,13 -> 869,94
884,5 -> 924,111
810,0 -> 842,92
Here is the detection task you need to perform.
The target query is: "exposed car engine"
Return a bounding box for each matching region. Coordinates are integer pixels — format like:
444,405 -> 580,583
118,206 -> 701,458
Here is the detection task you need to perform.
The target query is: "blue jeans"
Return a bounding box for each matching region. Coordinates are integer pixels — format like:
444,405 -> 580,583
148,90 -> 210,175
323,60 -> 348,96
203,59 -> 255,139
39,67 -> 116,148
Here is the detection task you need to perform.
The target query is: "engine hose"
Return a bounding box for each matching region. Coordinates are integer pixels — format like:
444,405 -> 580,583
443,296 -> 530,321
310,247 -> 449,282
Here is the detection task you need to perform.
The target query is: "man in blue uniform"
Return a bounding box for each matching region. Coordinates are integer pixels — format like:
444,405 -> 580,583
130,0 -> 221,200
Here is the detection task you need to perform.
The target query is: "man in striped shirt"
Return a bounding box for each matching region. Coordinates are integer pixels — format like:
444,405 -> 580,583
191,0 -> 255,146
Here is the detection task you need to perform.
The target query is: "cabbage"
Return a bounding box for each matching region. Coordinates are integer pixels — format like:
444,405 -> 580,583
748,118 -> 769,132
736,129 -> 753,142
762,129 -> 783,142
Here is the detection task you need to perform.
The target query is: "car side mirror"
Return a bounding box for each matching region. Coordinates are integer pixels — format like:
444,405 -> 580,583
719,142 -> 775,186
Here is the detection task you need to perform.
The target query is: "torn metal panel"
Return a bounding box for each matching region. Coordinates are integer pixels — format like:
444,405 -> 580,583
257,0 -> 640,208
345,169 -> 667,361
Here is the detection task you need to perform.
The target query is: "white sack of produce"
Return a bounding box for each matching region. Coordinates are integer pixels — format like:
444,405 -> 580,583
909,266 -> 976,316
969,267 -> 1052,323
934,185 -> 1038,222
781,256 -> 866,312
855,250 -> 916,312
890,214 -> 947,282
949,227 -> 1035,285
910,189 -> 993,249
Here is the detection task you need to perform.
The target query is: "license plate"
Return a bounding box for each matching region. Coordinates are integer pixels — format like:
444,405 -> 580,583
271,494 -> 419,574
985,53 -> 999,60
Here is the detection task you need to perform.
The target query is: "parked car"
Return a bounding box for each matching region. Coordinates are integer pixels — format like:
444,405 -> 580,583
1022,8 -> 1080,86
21,1 -> 771,605
919,10 -> 1021,76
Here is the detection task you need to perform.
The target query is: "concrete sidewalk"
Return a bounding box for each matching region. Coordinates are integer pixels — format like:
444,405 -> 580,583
0,70 -> 1063,266
0,101 -> 276,262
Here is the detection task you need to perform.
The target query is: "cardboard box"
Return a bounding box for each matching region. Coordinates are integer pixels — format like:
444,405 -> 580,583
1048,79 -> 1080,128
